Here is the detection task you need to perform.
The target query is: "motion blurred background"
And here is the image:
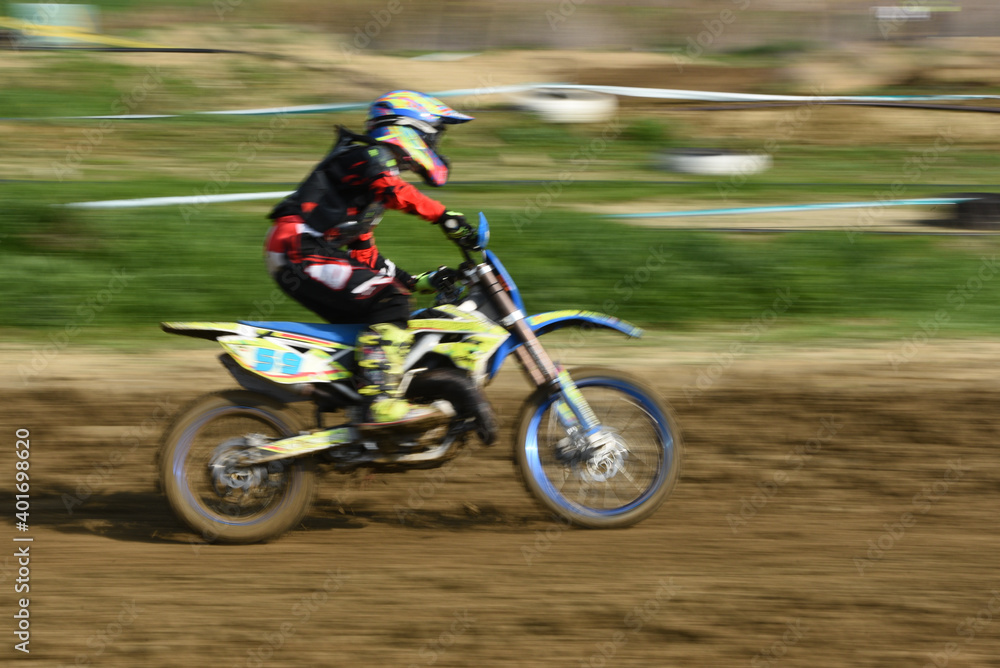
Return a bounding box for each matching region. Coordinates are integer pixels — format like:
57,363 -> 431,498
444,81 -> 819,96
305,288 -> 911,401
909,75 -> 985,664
3,4 -> 1000,666
2,0 -> 1000,338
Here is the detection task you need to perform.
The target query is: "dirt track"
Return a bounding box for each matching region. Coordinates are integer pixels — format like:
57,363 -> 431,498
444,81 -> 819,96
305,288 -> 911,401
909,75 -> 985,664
2,340 -> 1000,667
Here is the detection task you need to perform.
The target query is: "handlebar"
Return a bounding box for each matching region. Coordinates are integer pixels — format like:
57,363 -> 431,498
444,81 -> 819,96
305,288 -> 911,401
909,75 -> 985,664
431,250 -> 480,306
429,225 -> 482,305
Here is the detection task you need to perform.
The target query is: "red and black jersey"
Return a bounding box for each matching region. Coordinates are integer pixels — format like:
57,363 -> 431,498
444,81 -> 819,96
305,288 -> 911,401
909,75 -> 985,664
269,127 -> 445,247
266,128 -> 448,292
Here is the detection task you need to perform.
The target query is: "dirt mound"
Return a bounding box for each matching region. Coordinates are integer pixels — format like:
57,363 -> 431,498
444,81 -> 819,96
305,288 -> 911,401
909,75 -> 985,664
3,342 -> 999,665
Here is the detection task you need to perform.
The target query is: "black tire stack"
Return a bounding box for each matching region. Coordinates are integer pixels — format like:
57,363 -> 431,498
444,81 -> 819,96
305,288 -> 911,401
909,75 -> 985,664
945,193 -> 1000,230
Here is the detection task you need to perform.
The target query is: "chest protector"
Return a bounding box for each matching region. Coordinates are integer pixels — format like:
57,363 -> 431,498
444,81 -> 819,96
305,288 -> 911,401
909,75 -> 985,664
270,128 -> 403,246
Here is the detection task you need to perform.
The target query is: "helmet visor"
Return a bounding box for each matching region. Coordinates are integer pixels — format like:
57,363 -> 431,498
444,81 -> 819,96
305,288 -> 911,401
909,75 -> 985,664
369,125 -> 449,187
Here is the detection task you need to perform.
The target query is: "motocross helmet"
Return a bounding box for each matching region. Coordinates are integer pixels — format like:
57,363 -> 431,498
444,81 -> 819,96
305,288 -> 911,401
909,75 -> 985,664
365,90 -> 473,187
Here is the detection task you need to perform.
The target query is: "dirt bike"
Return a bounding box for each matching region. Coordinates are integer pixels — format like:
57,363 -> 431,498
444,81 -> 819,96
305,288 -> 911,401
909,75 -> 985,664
158,214 -> 682,543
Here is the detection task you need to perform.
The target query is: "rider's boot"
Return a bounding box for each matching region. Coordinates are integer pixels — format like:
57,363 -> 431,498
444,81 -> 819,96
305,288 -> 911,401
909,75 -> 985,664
355,323 -> 445,433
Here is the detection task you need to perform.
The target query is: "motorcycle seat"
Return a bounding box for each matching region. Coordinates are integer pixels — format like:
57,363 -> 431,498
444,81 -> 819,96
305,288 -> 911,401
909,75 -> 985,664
239,321 -> 367,346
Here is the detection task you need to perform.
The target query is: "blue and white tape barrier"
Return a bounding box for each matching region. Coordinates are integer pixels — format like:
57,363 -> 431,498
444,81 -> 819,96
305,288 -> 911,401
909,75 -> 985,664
63,191 -> 292,209
14,84 -> 1000,121
607,198 -> 970,219
63,193 -> 968,213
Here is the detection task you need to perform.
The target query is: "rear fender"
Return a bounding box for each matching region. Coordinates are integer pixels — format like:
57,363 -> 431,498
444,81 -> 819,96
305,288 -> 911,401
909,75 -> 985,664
161,321 -> 354,384
161,321 -> 248,341
487,310 -> 642,379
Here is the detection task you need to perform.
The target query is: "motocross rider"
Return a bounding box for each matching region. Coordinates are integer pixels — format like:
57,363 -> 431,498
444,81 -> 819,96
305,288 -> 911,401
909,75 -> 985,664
265,90 -> 476,433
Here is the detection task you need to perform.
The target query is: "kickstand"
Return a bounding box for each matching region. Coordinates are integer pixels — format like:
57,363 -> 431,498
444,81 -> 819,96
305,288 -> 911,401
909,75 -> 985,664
315,406 -> 324,430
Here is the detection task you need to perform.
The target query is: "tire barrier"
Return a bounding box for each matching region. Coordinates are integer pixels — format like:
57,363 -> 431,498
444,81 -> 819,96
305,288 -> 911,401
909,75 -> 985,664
945,193 -> 1000,230
508,88 -> 618,123
657,149 -> 772,176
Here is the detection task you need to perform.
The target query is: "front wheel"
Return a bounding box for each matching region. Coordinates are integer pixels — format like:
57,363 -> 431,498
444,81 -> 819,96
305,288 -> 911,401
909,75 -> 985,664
159,390 -> 316,544
515,367 -> 682,529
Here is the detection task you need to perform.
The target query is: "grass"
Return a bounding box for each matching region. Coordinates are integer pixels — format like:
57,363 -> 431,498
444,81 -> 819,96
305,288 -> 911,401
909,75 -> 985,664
2,44 -> 1000,346
3,186 -> 1000,345
0,54 -> 140,118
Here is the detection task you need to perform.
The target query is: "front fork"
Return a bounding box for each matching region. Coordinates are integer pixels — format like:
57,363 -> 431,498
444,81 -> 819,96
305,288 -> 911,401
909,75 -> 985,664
477,265 -> 601,441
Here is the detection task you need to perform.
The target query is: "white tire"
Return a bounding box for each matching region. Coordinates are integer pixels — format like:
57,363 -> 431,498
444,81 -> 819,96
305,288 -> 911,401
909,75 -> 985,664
510,88 -> 618,124
658,149 -> 772,176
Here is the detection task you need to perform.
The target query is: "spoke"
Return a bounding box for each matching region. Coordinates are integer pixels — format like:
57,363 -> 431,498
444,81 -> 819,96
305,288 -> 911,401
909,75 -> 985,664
602,481 -> 624,509
624,431 -> 663,468
626,447 -> 656,468
616,464 -> 643,492
186,412 -> 291,521
618,413 -> 637,433
536,385 -> 670,511
553,467 -> 571,494
599,392 -> 617,423
543,410 -> 558,443
618,465 -> 638,488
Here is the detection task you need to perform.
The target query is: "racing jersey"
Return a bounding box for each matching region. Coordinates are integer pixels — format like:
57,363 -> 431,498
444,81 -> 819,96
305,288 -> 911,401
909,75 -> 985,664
269,126 -> 445,251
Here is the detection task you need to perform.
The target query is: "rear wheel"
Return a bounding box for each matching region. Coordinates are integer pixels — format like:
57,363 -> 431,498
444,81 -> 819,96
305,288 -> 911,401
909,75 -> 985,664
515,368 -> 681,528
159,390 -> 316,544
